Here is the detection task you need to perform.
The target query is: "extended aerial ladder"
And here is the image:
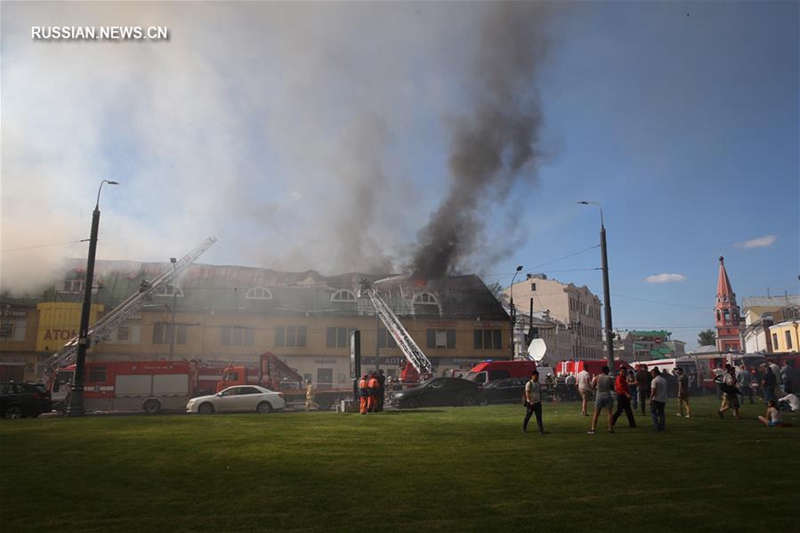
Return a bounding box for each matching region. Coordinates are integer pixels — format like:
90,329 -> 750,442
359,282 -> 434,379
42,237 -> 217,377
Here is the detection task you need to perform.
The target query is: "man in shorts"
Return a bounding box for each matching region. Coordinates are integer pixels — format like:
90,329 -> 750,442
587,366 -> 615,434
577,366 -> 592,416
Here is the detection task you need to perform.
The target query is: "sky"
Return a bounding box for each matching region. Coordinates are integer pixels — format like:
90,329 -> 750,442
1,1 -> 798,351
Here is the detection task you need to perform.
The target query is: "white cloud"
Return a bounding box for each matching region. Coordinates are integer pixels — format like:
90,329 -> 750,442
645,273 -> 686,284
735,235 -> 777,249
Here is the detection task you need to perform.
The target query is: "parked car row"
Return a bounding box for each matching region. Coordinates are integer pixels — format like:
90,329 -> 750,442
2,377 -> 527,419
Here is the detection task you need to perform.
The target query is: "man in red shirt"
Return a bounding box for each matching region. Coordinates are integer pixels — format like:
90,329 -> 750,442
611,366 -> 637,428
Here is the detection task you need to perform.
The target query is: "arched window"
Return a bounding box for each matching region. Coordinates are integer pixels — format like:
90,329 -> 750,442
413,292 -> 439,306
246,287 -> 273,300
331,290 -> 357,302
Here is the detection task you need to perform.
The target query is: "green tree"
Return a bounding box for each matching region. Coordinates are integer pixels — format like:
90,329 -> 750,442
486,281 -> 506,303
698,329 -> 716,346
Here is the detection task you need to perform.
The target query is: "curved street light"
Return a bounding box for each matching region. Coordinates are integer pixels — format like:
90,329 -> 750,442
68,179 -> 119,416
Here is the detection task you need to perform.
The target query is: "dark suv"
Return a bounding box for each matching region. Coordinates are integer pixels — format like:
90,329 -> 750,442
389,377 -> 484,409
1,382 -> 52,419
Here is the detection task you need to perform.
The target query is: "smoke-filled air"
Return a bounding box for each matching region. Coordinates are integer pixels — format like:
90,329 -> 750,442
1,2 -> 556,294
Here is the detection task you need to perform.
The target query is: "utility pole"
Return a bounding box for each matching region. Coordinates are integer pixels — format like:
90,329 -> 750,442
579,201 -> 614,371
169,257 -> 177,359
67,179 -> 119,417
509,265 -> 523,360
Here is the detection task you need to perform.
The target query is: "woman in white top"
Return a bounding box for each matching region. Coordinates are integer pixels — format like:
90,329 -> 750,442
758,400 -> 782,427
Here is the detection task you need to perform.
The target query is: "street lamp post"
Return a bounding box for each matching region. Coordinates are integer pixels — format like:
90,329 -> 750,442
67,179 -> 119,417
509,265 -> 523,360
579,201 -> 614,371
169,257 -> 177,359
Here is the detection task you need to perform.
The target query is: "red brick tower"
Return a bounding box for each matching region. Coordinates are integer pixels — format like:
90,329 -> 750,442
715,256 -> 742,352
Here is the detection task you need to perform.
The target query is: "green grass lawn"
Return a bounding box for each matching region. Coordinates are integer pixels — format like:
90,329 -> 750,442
1,397 -> 798,533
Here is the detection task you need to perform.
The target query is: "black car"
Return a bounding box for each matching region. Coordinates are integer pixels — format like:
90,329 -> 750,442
1,382 -> 52,419
390,377 -> 484,409
480,378 -> 528,405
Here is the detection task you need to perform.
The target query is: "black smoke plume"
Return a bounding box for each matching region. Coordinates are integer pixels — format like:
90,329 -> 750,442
411,3 -> 550,280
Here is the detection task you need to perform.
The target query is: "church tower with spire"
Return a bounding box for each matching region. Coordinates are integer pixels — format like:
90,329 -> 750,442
715,256 -> 742,352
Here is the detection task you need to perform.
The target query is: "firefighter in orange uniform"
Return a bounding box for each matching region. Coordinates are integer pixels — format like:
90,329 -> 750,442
367,372 -> 380,413
358,374 -> 369,415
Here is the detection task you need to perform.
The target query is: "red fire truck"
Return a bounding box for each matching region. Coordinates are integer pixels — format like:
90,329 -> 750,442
557,359 -> 624,377
462,360 -> 539,384
50,360 -> 223,414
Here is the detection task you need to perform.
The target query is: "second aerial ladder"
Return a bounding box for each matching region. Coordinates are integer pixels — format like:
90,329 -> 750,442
359,284 -> 433,379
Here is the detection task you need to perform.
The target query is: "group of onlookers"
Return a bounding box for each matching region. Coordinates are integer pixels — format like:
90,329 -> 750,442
521,360 -> 798,435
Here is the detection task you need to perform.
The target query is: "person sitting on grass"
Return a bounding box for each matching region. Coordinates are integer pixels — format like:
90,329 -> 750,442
776,393 -> 798,414
758,400 -> 782,427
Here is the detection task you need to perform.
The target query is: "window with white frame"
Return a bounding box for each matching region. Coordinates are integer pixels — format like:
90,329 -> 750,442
60,279 -> 85,293
414,292 -> 438,306
246,287 -> 273,300
331,290 -> 357,302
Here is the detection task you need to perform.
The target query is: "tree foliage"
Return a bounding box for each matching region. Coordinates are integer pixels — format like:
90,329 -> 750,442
698,329 -> 716,346
486,281 -> 506,303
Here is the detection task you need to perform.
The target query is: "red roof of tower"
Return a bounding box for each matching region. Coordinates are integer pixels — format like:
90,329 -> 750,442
716,256 -> 735,301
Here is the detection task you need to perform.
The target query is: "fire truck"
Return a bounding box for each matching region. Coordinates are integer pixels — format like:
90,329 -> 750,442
43,238 -> 218,413
51,360 -> 224,414
557,359 -> 625,377
217,352 -> 352,410
462,360 -> 538,384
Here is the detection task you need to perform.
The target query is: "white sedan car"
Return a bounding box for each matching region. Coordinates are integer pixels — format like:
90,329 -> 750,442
186,385 -> 286,415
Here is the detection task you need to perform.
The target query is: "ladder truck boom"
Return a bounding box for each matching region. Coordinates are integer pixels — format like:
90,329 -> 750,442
43,237 -> 217,376
359,284 -> 433,377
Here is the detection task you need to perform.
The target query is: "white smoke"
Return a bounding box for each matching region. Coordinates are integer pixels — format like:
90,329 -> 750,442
1,2 -> 557,295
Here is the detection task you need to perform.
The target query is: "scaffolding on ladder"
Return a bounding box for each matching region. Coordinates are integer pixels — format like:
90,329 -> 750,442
359,282 -> 433,380
42,237 -> 218,379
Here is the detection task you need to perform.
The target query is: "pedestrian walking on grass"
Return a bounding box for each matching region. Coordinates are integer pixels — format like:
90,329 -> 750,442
650,367 -> 667,432
676,368 -> 691,418
577,367 -> 592,416
636,364 -> 651,416
717,364 -> 741,420
523,370 -> 545,434
588,366 -> 614,434
611,366 -> 637,428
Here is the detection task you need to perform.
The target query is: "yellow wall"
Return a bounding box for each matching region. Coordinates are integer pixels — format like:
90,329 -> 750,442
770,321 -> 800,352
36,302 -> 104,352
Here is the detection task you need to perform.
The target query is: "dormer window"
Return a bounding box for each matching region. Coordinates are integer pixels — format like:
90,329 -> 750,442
246,287 -> 273,300
331,290 -> 357,302
60,279 -> 85,293
413,292 -> 438,306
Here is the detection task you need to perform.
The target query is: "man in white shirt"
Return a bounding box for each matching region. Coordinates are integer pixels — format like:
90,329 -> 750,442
577,368 -> 592,416
650,367 -> 668,432
523,370 -> 545,434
